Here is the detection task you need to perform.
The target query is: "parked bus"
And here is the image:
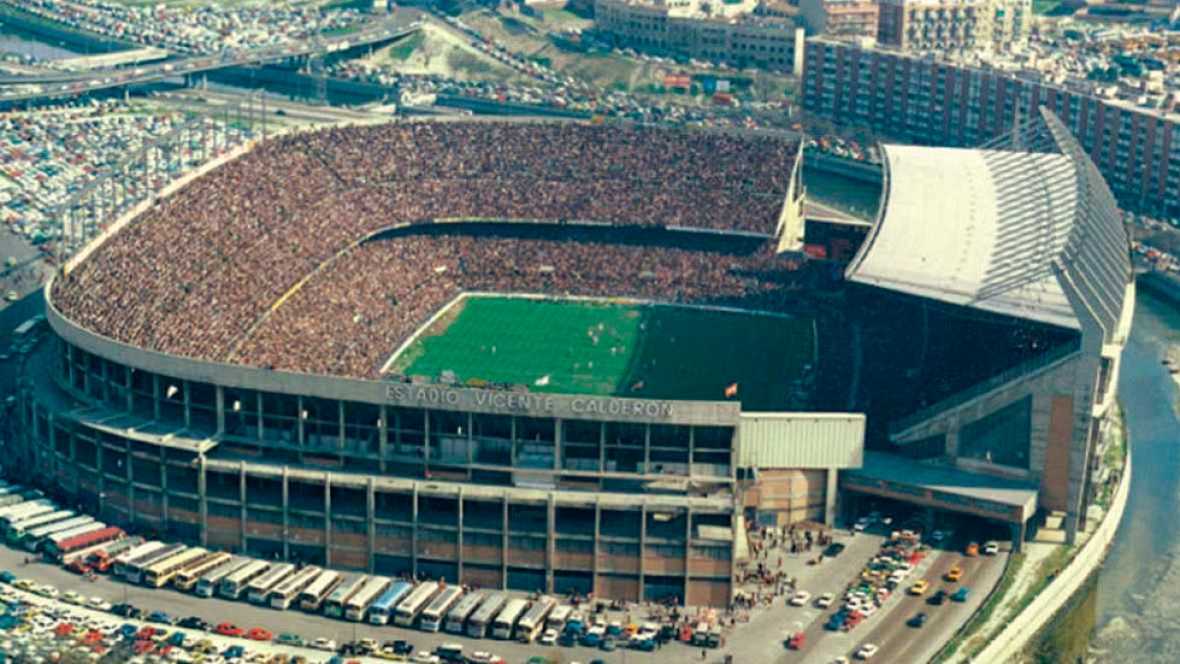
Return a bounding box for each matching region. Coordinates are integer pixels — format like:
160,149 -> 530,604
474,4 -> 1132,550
174,552 -> 233,592
420,586 -> 464,632
298,569 -> 342,612
466,592 -> 508,638
366,580 -> 414,625
247,563 -> 294,605
393,581 -> 439,628
143,547 -> 208,588
446,590 -> 487,635
124,543 -> 186,585
0,500 -> 54,528
7,509 -> 72,543
112,542 -> 166,578
323,574 -> 367,619
344,576 -> 391,622
21,515 -> 93,551
516,596 -> 556,643
545,605 -> 572,633
45,525 -> 123,563
269,566 -> 322,610
39,522 -> 107,556
63,535 -> 141,569
195,557 -> 249,598
219,560 -> 270,600
491,598 -> 529,640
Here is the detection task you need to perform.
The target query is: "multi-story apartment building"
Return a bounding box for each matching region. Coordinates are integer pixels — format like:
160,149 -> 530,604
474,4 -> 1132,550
593,0 -> 804,72
877,0 -> 1031,52
801,37 -> 1180,218
799,0 -> 880,40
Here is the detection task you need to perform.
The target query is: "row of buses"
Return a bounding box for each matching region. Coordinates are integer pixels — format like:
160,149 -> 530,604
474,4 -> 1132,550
0,492 -> 589,646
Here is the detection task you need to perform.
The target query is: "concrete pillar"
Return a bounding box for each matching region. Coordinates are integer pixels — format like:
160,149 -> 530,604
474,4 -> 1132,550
1010,521 -> 1025,554
411,484 -> 419,579
638,503 -> 647,602
683,507 -> 693,600
281,468 -> 290,562
923,506 -> 935,535
378,406 -> 388,474
501,497 -> 509,590
96,442 -> 106,519
456,488 -> 464,585
160,447 -> 169,534
367,478 -> 376,574
126,444 -> 135,528
545,495 -> 556,594
324,474 -> 332,567
592,502 -> 601,597
239,462 -> 247,550
824,468 -> 839,528
152,374 -> 160,421
215,386 -> 225,435
198,456 -> 207,547
183,380 -> 191,429
124,366 -> 133,413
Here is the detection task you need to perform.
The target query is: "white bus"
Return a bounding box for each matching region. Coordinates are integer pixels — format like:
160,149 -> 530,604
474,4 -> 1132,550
516,596 -> 556,643
0,500 -> 54,528
195,557 -> 249,598
112,541 -> 166,578
545,605 -> 572,633
392,580 -> 439,627
323,574 -> 367,619
467,592 -> 508,638
269,566 -> 322,610
22,515 -> 93,551
420,586 -> 464,632
7,510 -> 72,544
174,552 -> 233,592
143,547 -> 208,588
344,576 -> 391,622
247,563 -> 294,605
366,580 -> 414,625
298,570 -> 342,612
446,590 -> 487,634
491,598 -> 529,640
124,543 -> 186,585
219,560 -> 270,599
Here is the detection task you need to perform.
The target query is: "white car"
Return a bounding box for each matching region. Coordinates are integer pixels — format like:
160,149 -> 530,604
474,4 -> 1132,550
789,590 -> 812,606
61,590 -> 83,605
412,653 -> 440,664
856,644 -> 880,659
36,585 -> 58,599
983,541 -> 1000,555
311,637 -> 337,652
539,629 -> 558,645
816,592 -> 835,608
859,604 -> 877,618
853,518 -> 870,532
88,597 -> 112,611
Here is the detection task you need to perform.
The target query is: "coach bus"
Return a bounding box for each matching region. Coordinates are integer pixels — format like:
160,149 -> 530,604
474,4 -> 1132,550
174,552 -> 233,592
44,525 -> 123,563
6,509 -> 71,543
0,500 -> 54,528
268,566 -> 322,610
545,605 -> 572,633
516,596 -> 556,643
491,598 -> 529,640
420,586 -> 464,632
23,516 -> 95,551
247,562 -> 294,605
111,541 -> 166,578
365,580 -> 414,625
344,575 -> 390,622
40,522 -> 107,556
143,547 -> 208,588
219,559 -> 270,600
466,592 -> 508,638
62,534 -> 140,568
393,580 -> 439,628
445,590 -> 487,635
298,569 -> 342,612
323,574 -> 367,619
195,557 -> 248,597
124,543 -> 186,585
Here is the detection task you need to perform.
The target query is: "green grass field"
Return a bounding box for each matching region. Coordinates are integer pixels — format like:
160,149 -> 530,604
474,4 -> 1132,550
391,296 -> 816,410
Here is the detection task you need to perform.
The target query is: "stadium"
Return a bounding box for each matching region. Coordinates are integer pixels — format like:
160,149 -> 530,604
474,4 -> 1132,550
14,110 -> 1133,607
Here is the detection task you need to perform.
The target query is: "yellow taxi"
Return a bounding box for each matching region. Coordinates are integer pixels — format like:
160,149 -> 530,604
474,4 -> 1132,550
908,579 -> 930,596
945,566 -> 964,582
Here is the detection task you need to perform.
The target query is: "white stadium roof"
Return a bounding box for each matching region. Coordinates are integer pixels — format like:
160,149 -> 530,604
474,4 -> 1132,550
845,109 -> 1131,339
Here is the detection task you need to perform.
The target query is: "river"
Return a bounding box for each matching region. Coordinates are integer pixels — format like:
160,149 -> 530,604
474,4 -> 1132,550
0,25 -> 80,60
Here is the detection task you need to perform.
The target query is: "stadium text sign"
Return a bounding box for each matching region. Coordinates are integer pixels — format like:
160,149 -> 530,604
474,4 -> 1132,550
383,384 -> 690,422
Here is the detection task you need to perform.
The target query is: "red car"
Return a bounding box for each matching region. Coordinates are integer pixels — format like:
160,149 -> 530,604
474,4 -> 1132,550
136,626 -> 157,641
787,631 -> 805,650
133,640 -> 155,655
247,627 -> 273,641
215,622 -> 244,638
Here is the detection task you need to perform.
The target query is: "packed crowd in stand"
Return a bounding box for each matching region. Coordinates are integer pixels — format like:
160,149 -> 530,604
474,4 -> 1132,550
235,225 -> 798,378
52,120 -> 800,377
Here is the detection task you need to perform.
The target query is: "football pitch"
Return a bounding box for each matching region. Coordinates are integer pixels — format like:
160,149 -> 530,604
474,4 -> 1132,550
390,296 -> 816,410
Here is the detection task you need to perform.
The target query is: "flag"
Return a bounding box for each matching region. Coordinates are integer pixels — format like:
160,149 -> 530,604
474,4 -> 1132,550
535,374 -> 551,386
724,382 -> 739,398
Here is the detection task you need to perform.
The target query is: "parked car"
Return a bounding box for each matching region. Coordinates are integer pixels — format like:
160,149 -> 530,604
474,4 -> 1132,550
855,643 -> 880,659
908,580 -> 929,596
824,543 -> 846,557
906,612 -> 928,628
215,622 -> 243,637
983,541 -> 1000,555
789,590 -> 811,606
787,631 -> 805,649
952,587 -> 971,602
944,566 -> 963,582
816,592 -> 835,608
928,590 -> 947,606
247,627 -> 273,641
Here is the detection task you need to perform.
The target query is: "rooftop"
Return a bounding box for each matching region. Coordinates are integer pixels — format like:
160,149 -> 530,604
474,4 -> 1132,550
847,452 -> 1038,512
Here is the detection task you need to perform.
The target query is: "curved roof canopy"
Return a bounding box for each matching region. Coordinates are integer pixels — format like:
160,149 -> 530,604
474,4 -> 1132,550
845,108 -> 1131,340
